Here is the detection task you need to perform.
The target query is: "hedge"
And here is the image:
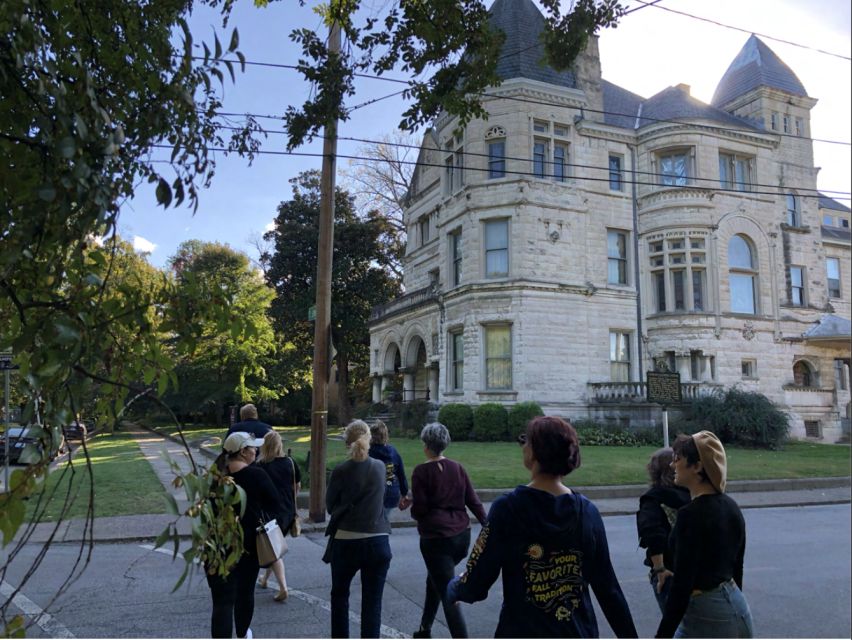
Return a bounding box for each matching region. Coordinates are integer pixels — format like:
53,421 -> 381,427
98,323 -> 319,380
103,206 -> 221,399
473,403 -> 509,441
507,401 -> 544,439
438,403 -> 474,441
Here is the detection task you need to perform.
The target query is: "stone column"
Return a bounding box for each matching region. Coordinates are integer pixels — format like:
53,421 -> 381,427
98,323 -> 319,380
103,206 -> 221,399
400,367 -> 415,403
428,363 -> 439,402
372,376 -> 382,404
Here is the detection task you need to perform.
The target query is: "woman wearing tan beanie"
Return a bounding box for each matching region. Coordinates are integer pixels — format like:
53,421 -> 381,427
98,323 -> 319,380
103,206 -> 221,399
656,431 -> 753,638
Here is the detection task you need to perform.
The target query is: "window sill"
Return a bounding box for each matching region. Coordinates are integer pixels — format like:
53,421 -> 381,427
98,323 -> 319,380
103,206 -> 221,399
780,223 -> 811,234
477,390 -> 518,399
443,391 -> 464,397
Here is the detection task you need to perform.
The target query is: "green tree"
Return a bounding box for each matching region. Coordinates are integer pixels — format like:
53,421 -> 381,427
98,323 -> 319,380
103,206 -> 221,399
0,0 -> 256,626
273,0 -> 624,149
264,171 -> 401,425
165,241 -> 278,425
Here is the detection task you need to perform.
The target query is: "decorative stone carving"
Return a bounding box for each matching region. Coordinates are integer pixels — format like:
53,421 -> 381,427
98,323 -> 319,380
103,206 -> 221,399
742,321 -> 756,341
484,125 -> 506,140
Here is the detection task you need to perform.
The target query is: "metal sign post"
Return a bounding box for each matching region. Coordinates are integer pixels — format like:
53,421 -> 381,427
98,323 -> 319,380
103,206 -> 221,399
646,371 -> 681,449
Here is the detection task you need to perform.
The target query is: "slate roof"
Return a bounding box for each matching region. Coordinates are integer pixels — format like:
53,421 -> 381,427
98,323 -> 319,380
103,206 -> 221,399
819,193 -> 852,213
637,85 -> 762,131
712,35 -> 808,108
802,314 -> 852,340
602,80 -> 644,129
821,226 -> 852,243
488,0 -> 576,88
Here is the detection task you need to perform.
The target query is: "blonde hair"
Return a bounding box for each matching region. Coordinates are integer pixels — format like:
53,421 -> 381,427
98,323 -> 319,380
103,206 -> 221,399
240,403 -> 259,420
259,430 -> 284,463
370,420 -> 389,445
344,420 -> 371,462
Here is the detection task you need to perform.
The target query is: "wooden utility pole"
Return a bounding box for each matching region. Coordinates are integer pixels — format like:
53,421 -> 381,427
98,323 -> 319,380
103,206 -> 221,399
308,21 -> 341,523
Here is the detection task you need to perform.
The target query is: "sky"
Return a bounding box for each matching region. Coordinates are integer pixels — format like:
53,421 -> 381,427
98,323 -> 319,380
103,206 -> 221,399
120,0 -> 852,268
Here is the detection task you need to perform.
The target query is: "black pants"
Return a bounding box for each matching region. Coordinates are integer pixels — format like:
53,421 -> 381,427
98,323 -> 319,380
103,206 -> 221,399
206,553 -> 260,638
419,529 -> 471,638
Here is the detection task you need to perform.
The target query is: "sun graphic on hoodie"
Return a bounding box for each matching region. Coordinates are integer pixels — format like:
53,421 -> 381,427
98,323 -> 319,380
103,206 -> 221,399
526,544 -> 544,560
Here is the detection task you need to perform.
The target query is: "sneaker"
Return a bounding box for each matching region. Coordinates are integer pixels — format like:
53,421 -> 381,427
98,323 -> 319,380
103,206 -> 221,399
412,628 -> 431,639
239,629 -> 252,639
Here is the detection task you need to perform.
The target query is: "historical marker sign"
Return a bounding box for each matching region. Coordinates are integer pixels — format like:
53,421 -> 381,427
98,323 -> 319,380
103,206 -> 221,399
0,355 -> 19,371
646,371 -> 681,405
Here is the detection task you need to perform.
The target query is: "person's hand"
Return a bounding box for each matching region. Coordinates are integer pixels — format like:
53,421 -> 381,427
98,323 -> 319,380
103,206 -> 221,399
655,569 -> 673,594
398,495 -> 412,510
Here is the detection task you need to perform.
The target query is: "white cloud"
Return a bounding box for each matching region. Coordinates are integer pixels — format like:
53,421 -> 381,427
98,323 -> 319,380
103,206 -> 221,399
264,221 -> 276,232
133,235 -> 157,253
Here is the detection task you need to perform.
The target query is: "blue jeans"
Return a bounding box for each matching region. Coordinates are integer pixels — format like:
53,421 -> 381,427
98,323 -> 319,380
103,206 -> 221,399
330,536 -> 392,638
674,579 -> 754,638
650,571 -> 673,614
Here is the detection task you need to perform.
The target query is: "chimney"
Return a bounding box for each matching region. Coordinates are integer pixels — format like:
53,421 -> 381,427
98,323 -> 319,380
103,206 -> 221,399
676,83 -> 691,95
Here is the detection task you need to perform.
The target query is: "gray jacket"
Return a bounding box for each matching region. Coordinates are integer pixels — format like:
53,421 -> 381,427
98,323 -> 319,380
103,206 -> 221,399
326,457 -> 391,535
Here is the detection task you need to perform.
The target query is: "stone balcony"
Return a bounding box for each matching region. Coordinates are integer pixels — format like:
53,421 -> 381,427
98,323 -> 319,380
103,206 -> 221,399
369,286 -> 438,324
588,381 -> 721,404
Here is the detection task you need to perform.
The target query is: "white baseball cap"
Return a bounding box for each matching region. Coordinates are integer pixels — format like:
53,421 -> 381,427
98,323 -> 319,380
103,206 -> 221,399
223,431 -> 265,453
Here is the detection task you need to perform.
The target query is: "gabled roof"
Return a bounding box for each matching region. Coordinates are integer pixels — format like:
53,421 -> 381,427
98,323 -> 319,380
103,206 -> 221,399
819,193 -> 851,213
489,0 -> 576,88
802,314 -> 851,340
712,35 -> 808,108
638,85 -> 761,131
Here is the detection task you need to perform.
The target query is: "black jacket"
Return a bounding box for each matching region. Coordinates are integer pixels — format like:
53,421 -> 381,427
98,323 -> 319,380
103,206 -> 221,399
636,485 -> 690,569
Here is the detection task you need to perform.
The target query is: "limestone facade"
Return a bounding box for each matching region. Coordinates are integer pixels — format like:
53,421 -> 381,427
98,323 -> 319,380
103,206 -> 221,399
368,30 -> 850,442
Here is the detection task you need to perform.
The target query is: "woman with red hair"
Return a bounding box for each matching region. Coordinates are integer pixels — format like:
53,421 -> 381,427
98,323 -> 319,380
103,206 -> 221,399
447,416 -> 637,638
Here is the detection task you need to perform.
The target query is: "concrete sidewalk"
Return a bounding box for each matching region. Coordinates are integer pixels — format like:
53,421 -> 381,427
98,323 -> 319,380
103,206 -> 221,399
17,427 -> 852,544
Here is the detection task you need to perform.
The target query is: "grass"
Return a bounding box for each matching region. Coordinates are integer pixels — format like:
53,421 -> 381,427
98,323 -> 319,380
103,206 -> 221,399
153,423 -> 851,488
25,432 -> 168,522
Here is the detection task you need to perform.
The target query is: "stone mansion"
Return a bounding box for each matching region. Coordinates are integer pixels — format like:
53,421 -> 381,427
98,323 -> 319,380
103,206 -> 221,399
368,0 -> 851,441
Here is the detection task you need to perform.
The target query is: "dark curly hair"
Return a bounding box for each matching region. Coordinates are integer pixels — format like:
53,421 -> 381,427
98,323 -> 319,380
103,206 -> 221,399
526,416 -> 581,476
647,447 -> 675,488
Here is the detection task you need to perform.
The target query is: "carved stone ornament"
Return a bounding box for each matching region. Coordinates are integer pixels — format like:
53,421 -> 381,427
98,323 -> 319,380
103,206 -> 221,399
549,230 -> 560,243
484,125 -> 506,140
742,321 -> 756,341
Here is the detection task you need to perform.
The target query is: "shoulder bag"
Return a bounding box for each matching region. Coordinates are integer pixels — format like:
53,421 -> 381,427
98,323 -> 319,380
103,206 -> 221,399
257,513 -> 288,568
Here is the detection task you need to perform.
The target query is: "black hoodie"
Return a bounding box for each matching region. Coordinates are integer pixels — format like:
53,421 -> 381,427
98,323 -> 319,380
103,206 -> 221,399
636,485 -> 691,569
448,485 -> 637,638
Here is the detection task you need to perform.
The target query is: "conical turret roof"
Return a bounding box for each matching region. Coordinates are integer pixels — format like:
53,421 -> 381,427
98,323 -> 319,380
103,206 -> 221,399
489,0 -> 576,88
712,35 -> 807,108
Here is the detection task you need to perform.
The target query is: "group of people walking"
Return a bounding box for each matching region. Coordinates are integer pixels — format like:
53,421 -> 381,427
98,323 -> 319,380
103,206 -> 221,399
206,403 -> 754,639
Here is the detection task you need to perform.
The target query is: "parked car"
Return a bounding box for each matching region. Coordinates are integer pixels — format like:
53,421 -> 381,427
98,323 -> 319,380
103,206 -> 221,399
0,425 -> 66,465
63,421 -> 88,441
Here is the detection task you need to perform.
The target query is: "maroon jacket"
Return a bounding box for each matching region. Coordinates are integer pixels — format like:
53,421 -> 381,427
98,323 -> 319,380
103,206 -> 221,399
411,458 -> 487,538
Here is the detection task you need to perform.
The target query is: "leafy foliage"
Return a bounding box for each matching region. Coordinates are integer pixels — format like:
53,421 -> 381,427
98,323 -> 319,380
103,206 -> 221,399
473,403 -> 509,441
507,401 -> 544,440
278,0 -> 624,149
676,388 -> 790,449
400,400 -> 433,437
264,171 -> 401,425
438,403 -> 474,441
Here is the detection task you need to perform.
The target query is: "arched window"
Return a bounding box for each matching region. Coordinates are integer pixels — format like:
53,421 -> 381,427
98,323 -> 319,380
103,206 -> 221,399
793,361 -> 813,387
729,235 -> 757,314
786,193 -> 800,226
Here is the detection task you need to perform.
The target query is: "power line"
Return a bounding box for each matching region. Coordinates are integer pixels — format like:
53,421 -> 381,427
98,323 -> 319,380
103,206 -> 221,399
631,0 -> 851,61
149,143 -> 851,201
211,122 -> 851,197
206,60 -> 851,147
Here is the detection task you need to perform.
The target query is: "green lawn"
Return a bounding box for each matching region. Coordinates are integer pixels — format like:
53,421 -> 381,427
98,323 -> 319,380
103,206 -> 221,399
156,423 -> 851,488
26,432 -> 168,522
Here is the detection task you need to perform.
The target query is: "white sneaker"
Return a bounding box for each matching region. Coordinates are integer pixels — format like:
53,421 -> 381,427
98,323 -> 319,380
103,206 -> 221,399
240,629 -> 253,639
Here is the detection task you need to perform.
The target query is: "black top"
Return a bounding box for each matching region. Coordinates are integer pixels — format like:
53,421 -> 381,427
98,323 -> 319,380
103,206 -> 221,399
227,419 -> 272,438
656,493 -> 746,638
259,456 -> 301,531
230,465 -> 281,558
636,485 -> 691,569
449,487 -> 637,638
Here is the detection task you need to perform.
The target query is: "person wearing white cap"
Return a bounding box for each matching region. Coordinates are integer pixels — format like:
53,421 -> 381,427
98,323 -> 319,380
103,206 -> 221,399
656,431 -> 754,638
206,431 -> 279,639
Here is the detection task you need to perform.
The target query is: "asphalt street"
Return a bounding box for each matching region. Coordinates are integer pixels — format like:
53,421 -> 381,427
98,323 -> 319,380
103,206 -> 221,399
2,503 -> 849,639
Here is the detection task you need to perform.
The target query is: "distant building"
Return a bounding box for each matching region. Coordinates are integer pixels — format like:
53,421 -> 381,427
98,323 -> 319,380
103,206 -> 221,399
368,0 -> 851,441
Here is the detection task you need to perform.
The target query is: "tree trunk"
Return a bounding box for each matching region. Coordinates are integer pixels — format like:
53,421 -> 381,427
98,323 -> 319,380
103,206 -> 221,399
336,349 -> 352,426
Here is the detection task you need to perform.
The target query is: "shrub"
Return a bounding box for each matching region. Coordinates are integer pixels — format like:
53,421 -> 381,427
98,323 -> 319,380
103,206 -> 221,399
677,388 -> 789,449
400,400 -> 432,438
507,401 -> 544,440
473,403 -> 509,441
438,403 -> 474,441
571,419 -> 642,446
